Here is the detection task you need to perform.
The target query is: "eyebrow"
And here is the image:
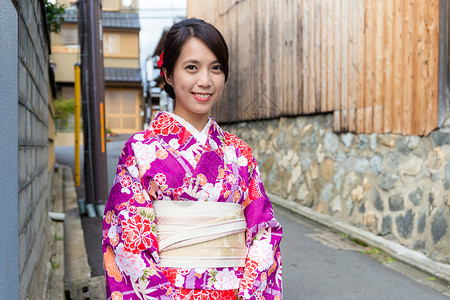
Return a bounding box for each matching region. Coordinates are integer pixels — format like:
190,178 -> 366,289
182,59 -> 221,65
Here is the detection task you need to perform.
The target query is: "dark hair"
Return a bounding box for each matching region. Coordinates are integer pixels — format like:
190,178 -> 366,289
161,18 -> 229,99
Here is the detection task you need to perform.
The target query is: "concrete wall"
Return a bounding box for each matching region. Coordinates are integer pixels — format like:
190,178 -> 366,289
0,1 -> 19,298
15,0 -> 55,298
223,102 -> 450,264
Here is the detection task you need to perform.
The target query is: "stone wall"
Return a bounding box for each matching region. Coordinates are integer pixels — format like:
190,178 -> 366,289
223,107 -> 450,264
16,0 -> 55,298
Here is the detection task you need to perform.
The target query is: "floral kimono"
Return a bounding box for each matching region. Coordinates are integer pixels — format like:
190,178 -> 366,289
103,112 -> 283,299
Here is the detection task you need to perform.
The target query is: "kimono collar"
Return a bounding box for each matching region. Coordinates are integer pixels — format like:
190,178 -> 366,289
165,112 -> 212,145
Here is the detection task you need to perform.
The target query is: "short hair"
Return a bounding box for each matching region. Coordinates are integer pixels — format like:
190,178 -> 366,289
161,18 -> 229,99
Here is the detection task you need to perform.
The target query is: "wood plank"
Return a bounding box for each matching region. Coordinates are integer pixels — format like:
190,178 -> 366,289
437,0 -> 449,128
372,0 -> 383,133
348,0 -> 357,132
264,0 -> 271,118
341,0 -> 348,131
321,0 -> 328,112
292,0 -> 299,114
402,0 -> 414,135
425,0 -> 440,134
298,0 -> 304,114
382,0 -> 394,133
364,0 -> 374,133
334,0 -> 342,131
326,0 -> 334,112
356,0 -> 365,133
314,0 -> 321,112
302,0 -> 310,114
391,0 -> 403,133
414,0 -> 427,135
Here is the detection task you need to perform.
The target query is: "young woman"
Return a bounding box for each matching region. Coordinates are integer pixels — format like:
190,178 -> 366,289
103,18 -> 283,300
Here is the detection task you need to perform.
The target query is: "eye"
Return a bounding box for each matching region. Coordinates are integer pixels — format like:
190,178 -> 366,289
212,65 -> 223,72
186,65 -> 197,70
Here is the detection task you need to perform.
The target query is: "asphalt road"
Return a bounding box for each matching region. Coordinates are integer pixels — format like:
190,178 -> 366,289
56,139 -> 450,299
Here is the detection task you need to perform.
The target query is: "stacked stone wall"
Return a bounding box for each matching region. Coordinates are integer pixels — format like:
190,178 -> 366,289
223,109 -> 450,264
16,0 -> 54,298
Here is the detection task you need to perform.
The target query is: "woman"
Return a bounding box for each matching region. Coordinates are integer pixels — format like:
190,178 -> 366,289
103,18 -> 283,300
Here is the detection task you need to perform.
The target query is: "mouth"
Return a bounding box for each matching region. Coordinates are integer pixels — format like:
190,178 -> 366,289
192,92 -> 213,101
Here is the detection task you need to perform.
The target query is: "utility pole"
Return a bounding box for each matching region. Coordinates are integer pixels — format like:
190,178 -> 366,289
77,0 -> 108,217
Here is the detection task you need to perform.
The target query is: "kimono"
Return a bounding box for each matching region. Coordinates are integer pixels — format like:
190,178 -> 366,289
102,111 -> 283,299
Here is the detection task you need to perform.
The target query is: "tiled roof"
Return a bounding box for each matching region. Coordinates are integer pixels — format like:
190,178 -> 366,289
104,68 -> 142,83
63,9 -> 140,30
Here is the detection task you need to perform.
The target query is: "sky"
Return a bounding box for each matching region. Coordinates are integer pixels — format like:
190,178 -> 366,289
138,0 -> 187,83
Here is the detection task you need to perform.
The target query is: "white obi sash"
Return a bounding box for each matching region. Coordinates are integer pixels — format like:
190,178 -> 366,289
153,201 -> 247,268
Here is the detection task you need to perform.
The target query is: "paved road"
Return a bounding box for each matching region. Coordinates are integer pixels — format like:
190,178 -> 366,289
56,140 -> 450,299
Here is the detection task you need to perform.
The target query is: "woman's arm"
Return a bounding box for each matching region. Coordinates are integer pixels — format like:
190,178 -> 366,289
102,139 -> 174,299
238,157 -> 283,299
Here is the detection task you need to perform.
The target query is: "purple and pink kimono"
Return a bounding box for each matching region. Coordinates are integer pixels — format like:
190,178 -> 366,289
102,111 -> 283,299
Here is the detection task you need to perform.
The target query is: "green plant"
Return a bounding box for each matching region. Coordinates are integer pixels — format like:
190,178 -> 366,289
54,97 -> 75,120
44,0 -> 65,33
50,255 -> 60,270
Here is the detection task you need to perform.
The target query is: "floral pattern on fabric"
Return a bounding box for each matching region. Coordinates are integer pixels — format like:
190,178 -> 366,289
103,112 -> 283,299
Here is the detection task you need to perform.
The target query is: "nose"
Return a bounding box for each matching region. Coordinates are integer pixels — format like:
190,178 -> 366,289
197,69 -> 211,87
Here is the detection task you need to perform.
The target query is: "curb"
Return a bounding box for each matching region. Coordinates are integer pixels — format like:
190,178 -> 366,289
61,165 -> 106,299
62,165 -> 92,299
268,193 -> 450,285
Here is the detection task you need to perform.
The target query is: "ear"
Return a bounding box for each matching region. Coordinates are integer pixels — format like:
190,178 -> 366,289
163,68 -> 172,85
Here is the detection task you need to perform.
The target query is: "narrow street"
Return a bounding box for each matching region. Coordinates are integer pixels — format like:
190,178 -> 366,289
56,140 -> 450,299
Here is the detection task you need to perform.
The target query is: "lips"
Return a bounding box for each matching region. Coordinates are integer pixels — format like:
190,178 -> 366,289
192,92 -> 213,102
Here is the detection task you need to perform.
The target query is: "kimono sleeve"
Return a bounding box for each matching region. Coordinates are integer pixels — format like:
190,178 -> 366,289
102,139 -> 174,300
239,156 -> 283,299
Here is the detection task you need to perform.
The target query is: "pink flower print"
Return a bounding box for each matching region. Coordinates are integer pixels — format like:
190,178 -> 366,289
120,175 -> 132,188
226,173 -> 237,185
214,269 -> 239,290
125,156 -> 135,167
240,259 -> 258,291
154,173 -> 167,186
173,187 -> 183,198
183,176 -> 191,185
121,214 -> 153,254
249,240 -> 274,271
114,243 -> 146,279
131,181 -> 143,194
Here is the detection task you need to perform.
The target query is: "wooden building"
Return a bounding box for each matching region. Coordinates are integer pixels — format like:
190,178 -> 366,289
187,0 -> 449,136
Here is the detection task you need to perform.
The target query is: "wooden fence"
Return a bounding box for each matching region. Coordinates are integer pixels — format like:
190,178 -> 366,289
187,0 -> 447,135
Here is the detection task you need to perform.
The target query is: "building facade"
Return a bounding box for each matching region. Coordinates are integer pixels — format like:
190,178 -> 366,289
51,0 -> 143,137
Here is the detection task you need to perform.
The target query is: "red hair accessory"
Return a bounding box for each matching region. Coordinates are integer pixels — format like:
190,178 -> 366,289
157,52 -> 164,77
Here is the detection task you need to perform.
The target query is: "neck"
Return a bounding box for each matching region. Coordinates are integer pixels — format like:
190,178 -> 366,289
172,109 -> 209,132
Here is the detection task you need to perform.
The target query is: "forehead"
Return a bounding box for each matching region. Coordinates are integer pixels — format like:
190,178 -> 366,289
178,37 -> 218,62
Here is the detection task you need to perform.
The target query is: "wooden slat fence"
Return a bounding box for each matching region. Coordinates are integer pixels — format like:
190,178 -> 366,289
187,0 -> 443,135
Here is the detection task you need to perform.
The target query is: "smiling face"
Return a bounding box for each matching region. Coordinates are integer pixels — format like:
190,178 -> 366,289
165,37 -> 225,130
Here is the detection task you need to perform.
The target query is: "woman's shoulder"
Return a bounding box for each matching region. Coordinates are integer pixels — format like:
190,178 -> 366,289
219,127 -> 254,162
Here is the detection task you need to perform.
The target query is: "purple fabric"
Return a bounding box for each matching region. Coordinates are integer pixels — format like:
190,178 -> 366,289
102,112 -> 283,299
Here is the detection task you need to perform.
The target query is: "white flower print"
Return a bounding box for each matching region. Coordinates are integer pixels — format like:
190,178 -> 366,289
214,269 -> 240,290
133,133 -> 145,141
169,138 -> 180,150
127,165 -> 139,178
114,243 -> 146,279
209,139 -> 218,150
108,224 -> 117,239
208,182 -> 222,202
237,155 -> 248,167
223,146 -> 237,164
175,273 -> 185,287
248,239 -> 274,271
132,142 -> 156,166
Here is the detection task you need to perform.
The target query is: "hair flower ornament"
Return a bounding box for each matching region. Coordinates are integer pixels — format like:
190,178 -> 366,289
157,52 -> 164,77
